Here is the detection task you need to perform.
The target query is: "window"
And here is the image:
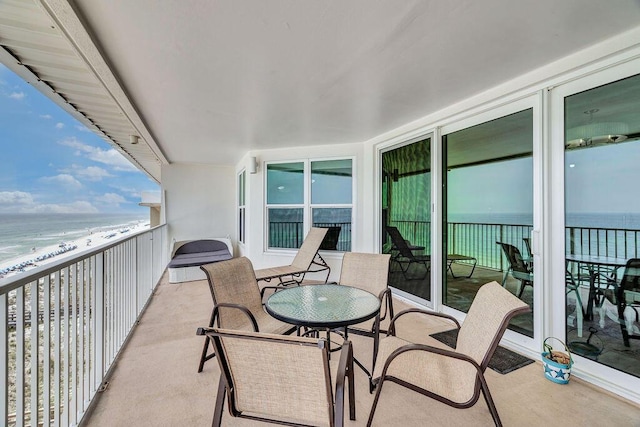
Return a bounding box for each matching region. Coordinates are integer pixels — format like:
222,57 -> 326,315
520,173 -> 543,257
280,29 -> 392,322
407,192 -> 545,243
238,170 -> 246,244
266,159 -> 353,251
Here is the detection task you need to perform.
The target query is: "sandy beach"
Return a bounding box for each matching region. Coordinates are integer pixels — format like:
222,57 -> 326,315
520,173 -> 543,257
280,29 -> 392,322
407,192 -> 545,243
0,222 -> 150,279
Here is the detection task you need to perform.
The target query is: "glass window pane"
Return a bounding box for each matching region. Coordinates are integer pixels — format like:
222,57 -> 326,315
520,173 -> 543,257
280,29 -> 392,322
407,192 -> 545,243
238,171 -> 245,206
267,162 -> 304,204
381,138 -> 431,302
313,208 -> 352,251
311,159 -> 352,204
564,73 -> 640,378
268,208 -> 304,249
444,109 -> 533,337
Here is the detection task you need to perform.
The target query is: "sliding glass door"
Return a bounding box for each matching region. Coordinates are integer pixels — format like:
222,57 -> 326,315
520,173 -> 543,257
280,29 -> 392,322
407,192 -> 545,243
441,100 -> 538,339
556,69 -> 640,379
381,137 -> 432,303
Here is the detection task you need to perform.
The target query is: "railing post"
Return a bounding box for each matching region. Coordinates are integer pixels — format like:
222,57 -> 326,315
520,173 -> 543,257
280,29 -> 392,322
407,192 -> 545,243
95,253 -> 105,392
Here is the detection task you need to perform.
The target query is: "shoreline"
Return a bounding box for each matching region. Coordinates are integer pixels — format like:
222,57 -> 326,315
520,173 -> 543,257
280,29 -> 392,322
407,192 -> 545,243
0,222 -> 149,279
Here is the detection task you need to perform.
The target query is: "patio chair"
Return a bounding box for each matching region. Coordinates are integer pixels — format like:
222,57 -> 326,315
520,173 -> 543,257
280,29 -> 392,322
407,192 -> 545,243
197,257 -> 295,373
197,327 -> 356,427
338,252 -> 392,390
319,226 -> 341,250
614,258 -> 640,347
566,270 -> 584,337
386,226 -> 430,279
367,281 -> 530,427
497,242 -> 533,298
255,227 -> 331,286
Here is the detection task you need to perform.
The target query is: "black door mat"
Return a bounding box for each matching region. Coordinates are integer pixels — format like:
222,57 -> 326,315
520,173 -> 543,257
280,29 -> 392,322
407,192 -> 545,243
429,329 -> 535,374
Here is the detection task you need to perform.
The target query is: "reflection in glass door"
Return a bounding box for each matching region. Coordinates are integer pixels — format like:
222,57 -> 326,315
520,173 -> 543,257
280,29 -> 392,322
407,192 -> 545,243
564,73 -> 640,378
443,109 -> 534,337
381,138 -> 431,302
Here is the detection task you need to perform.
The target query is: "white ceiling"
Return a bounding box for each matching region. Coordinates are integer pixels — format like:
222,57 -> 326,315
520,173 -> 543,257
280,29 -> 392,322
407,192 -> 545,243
4,0 -> 640,175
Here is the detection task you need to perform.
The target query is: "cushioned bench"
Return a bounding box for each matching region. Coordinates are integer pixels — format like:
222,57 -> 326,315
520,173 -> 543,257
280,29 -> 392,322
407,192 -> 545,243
168,238 -> 233,283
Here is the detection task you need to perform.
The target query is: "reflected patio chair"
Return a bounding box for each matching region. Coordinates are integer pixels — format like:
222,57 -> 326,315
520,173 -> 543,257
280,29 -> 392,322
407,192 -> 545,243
497,242 -> 533,298
338,252 -> 392,391
197,257 -> 295,373
566,270 -> 584,337
255,227 -> 330,286
197,328 -> 356,427
319,225 -> 341,250
367,281 -> 530,426
386,226 -> 430,279
614,258 -> 640,347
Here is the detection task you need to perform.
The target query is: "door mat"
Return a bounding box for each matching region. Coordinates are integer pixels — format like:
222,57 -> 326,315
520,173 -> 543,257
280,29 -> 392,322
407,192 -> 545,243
429,329 -> 534,374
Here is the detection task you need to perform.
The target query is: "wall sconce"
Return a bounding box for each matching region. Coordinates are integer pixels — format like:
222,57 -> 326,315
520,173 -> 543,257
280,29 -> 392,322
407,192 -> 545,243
249,156 -> 258,174
129,135 -> 140,145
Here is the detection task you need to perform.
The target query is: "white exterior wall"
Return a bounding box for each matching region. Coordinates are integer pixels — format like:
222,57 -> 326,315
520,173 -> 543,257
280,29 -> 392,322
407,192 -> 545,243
162,163 -> 235,252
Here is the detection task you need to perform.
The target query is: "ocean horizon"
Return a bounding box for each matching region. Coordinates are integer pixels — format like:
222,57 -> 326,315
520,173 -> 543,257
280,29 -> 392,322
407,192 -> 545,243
0,213 -> 148,266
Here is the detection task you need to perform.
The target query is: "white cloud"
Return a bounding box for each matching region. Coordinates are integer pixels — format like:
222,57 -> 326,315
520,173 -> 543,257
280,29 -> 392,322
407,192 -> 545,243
0,191 -> 98,213
9,91 -> 25,100
55,122 -> 65,129
59,137 -> 138,171
40,114 -> 52,120
0,191 -> 34,205
95,192 -> 127,207
73,165 -> 113,181
40,174 -> 83,190
111,185 -> 140,198
25,201 -> 99,214
75,125 -> 91,132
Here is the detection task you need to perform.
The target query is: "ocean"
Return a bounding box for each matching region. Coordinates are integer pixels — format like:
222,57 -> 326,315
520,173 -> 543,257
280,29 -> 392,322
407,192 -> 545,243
0,213 -> 148,266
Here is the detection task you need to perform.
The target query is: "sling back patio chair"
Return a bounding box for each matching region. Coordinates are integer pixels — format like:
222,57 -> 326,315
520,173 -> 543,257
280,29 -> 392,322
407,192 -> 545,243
338,252 -> 392,390
497,242 -> 533,298
367,281 -> 530,427
614,258 -> 640,347
197,257 -> 295,373
566,270 -> 585,337
386,226 -> 430,280
196,328 -> 356,427
255,227 -> 331,287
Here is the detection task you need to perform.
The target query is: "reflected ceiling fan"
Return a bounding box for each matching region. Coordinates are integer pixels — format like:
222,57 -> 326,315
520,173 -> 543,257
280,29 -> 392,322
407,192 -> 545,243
565,108 -> 637,149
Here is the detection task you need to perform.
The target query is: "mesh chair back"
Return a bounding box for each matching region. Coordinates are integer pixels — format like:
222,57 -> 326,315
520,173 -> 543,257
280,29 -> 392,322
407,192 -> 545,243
457,281 -> 530,369
291,227 -> 329,270
620,258 -> 640,293
498,242 -> 530,275
212,329 -> 333,427
386,226 -> 415,258
339,252 -> 390,296
201,257 -> 264,331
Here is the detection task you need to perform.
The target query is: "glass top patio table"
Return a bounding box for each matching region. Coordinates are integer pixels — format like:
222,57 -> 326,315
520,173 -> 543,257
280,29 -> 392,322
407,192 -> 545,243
265,284 -> 381,329
565,254 -> 628,320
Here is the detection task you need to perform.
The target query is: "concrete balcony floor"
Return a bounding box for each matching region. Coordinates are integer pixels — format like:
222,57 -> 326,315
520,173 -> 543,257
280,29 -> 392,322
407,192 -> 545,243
84,272 -> 640,426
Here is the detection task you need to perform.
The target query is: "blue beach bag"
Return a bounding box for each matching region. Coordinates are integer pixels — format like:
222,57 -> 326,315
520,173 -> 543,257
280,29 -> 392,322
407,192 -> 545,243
542,337 -> 573,384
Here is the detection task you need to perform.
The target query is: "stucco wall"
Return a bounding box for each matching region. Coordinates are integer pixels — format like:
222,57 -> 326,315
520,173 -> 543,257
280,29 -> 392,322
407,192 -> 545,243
162,163 -> 235,252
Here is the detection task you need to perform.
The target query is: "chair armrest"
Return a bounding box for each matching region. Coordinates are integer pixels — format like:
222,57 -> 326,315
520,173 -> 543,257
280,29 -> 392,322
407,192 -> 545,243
377,288 -> 394,321
388,308 -> 460,337
334,340 -> 355,423
211,303 -> 260,332
379,342 -> 483,382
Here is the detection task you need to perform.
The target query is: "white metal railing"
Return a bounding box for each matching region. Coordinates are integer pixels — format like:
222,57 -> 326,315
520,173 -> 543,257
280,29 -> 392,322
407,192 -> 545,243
0,224 -> 168,427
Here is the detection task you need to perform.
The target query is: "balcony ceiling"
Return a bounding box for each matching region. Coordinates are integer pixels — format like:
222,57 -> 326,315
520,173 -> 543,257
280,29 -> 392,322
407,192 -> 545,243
2,1 -> 640,181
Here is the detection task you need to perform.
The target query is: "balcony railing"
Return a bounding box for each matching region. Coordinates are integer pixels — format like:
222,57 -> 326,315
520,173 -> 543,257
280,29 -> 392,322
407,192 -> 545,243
390,220 -> 639,272
0,224 -> 168,427
269,221 -> 352,252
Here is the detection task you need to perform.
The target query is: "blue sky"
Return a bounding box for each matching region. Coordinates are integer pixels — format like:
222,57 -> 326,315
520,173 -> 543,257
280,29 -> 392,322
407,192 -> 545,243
0,64 -> 158,214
